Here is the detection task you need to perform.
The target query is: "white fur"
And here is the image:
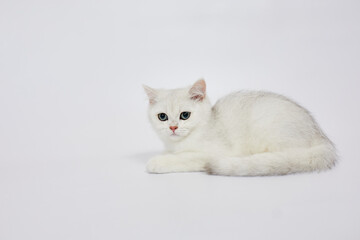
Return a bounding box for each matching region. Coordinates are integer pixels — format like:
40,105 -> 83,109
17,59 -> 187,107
143,80 -> 337,176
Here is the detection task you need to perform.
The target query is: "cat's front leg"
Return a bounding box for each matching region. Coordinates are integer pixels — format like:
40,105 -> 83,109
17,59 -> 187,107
146,152 -> 208,174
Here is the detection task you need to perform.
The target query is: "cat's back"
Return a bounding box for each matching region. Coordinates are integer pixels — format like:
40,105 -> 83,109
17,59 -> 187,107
211,91 -> 292,130
212,90 -> 299,115
211,91 -> 321,152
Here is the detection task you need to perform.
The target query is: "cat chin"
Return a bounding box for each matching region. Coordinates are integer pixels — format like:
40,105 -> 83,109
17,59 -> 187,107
166,134 -> 185,142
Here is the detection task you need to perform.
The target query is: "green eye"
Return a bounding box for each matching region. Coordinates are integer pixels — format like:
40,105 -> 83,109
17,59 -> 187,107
158,113 -> 168,121
180,112 -> 191,120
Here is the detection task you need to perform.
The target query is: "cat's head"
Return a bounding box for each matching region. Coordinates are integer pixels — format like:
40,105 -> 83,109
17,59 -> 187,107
143,79 -> 212,142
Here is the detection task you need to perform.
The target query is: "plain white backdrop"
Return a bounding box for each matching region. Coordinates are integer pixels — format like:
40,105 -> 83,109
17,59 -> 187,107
1,0 -> 360,239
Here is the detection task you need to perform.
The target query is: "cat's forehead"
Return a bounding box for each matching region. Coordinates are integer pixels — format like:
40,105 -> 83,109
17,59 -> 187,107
163,87 -> 188,98
153,88 -> 194,111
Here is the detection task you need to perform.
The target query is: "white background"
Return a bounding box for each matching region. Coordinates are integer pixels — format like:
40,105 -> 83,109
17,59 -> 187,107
1,0 -> 360,239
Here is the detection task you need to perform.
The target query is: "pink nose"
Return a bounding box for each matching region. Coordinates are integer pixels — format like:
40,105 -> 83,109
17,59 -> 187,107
169,126 -> 178,132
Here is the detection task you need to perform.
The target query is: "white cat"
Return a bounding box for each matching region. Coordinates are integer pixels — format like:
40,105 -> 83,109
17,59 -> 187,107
143,79 -> 337,176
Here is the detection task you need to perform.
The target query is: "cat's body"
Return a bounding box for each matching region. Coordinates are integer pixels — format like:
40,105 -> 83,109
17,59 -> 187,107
143,80 -> 336,176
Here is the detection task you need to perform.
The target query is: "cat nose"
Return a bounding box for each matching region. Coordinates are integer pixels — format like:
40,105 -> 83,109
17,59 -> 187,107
169,126 -> 178,132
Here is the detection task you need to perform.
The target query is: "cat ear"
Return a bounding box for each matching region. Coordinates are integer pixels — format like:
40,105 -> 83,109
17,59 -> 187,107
189,79 -> 206,101
143,85 -> 157,104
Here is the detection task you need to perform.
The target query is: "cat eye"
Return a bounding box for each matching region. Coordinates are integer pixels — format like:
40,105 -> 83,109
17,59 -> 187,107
158,113 -> 168,121
180,112 -> 191,120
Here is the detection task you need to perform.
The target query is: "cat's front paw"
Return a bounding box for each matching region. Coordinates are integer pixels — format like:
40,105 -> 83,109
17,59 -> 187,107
146,155 -> 173,174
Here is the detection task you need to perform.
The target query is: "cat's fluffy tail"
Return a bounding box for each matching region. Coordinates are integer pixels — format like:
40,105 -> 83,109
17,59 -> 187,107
205,142 -> 337,176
